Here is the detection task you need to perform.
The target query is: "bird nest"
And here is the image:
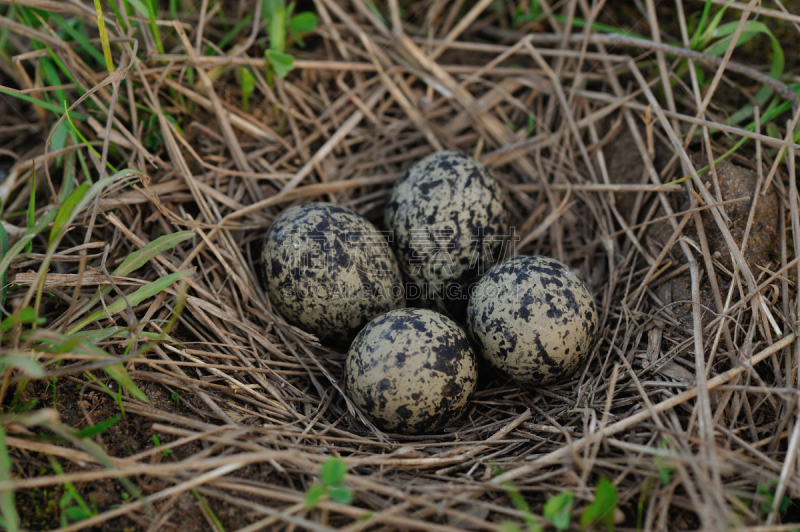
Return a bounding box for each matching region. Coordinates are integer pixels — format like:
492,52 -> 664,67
1,0 -> 799,530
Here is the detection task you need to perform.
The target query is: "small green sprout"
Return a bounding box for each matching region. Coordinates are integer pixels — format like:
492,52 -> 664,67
492,464 -> 543,532
305,458 -> 353,509
544,491 -> 574,531
152,434 -> 172,457
655,439 -> 676,486
580,477 -> 618,532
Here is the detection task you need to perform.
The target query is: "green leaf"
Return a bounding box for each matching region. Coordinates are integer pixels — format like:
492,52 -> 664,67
1,308 -> 45,333
64,505 -> 91,522
321,458 -> 348,485
544,491 -> 573,531
75,415 -> 121,439
304,484 -> 325,509
290,12 -> 317,33
68,269 -> 192,334
289,11 -> 317,46
328,485 -> 353,505
499,522 -> 523,532
265,49 -> 294,79
49,184 -> 89,247
580,477 -> 618,532
492,463 -> 543,532
125,0 -> 151,17
0,356 -> 45,378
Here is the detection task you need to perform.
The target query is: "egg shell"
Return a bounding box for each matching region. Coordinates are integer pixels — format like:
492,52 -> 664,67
466,255 -> 599,385
345,308 -> 478,434
384,151 -> 508,313
262,202 -> 405,347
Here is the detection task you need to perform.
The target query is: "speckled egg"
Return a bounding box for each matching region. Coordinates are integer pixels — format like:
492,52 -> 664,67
345,308 -> 478,434
466,256 -> 599,386
262,202 -> 405,347
385,151 -> 508,314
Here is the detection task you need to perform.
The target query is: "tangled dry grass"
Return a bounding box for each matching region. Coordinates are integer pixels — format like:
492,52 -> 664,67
1,0 -> 800,530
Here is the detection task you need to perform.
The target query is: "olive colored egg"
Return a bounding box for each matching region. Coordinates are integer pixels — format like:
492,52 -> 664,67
385,151 -> 507,315
345,308 -> 478,434
262,202 -> 405,347
467,255 -> 599,385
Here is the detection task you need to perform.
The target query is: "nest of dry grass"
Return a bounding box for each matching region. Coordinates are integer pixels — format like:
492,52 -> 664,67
2,0 -> 800,530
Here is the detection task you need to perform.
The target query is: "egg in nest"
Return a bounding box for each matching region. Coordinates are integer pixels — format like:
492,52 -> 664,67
467,255 -> 599,386
345,308 -> 478,434
385,151 -> 508,315
262,202 -> 405,347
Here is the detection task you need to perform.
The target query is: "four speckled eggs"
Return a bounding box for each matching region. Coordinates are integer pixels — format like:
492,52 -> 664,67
261,153 -> 600,434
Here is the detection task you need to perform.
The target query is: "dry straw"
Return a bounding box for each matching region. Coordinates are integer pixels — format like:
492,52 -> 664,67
1,0 -> 799,530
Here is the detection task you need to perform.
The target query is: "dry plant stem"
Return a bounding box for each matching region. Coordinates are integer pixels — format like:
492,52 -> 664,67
767,145 -> 800,525
494,332 -> 795,483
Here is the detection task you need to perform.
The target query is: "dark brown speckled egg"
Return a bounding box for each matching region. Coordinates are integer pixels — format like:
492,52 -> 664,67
262,203 -> 405,348
466,256 -> 599,386
385,151 -> 507,315
345,308 -> 478,434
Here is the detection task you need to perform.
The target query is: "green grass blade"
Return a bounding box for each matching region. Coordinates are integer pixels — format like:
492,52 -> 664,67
0,88 -> 87,119
49,183 -> 88,247
217,15 -> 253,51
690,0 -> 715,49
695,0 -> 736,49
48,13 -> 106,66
25,167 -> 36,253
93,0 -> 114,73
107,1 -> 129,34
146,0 -> 165,54
75,415 -> 121,438
69,230 -> 193,322
74,326 -> 173,344
64,102 -> 118,175
0,209 -> 58,287
114,231 -> 194,277
0,223 -> 8,307
240,67 -> 254,112
68,269 -> 192,334
0,425 -> 19,532
551,14 -> 649,39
